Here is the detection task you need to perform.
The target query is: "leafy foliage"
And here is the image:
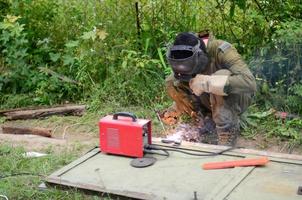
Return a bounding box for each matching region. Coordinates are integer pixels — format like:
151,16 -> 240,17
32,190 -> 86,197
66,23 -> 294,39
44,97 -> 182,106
242,108 -> 302,145
1,2 -> 302,199
91,49 -> 167,108
251,19 -> 302,113
0,0 -> 301,116
0,15 -> 30,93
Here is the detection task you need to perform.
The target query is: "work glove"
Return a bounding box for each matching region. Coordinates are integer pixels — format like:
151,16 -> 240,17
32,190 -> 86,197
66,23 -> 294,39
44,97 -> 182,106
189,74 -> 229,96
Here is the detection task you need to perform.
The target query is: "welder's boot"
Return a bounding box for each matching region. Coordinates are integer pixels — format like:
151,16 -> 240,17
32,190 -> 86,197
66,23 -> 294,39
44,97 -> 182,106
199,117 -> 218,145
216,124 -> 239,146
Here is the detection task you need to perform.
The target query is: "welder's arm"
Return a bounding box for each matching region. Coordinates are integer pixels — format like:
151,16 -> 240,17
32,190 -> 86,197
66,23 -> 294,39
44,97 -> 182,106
189,42 -> 256,96
217,45 -> 256,94
189,73 -> 230,96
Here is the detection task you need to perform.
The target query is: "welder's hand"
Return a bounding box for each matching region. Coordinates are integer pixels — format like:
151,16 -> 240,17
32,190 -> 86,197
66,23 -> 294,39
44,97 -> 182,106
189,74 -> 229,96
189,75 -> 211,96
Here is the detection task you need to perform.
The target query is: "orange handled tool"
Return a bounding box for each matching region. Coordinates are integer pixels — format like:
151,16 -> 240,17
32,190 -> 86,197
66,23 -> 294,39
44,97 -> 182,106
202,157 -> 269,170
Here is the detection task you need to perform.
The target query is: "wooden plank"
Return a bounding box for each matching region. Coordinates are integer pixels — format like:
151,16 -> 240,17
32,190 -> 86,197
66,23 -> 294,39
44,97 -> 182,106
50,148 -> 100,177
3,105 -> 86,120
0,104 -> 81,115
46,177 -> 156,200
205,167 -> 255,200
45,141 -> 302,200
226,162 -> 302,200
46,148 -> 157,199
2,125 -> 52,137
0,106 -> 46,115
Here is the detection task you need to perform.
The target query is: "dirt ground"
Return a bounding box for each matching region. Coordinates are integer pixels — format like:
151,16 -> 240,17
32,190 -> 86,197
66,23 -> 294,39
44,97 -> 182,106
0,116 -> 99,153
162,122 -> 302,155
236,135 -> 302,154
0,115 -> 302,155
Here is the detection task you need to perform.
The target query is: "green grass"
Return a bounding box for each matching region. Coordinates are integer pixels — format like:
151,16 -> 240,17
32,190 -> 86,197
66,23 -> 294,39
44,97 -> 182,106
1,103 -> 302,199
0,144 -> 109,200
0,104 -> 168,199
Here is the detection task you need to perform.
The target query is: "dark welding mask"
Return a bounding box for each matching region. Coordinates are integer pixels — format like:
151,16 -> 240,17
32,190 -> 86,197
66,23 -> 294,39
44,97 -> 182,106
167,39 -> 209,82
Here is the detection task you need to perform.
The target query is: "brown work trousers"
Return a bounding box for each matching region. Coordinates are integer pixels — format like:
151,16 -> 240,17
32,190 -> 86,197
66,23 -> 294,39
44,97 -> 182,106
165,74 -> 253,129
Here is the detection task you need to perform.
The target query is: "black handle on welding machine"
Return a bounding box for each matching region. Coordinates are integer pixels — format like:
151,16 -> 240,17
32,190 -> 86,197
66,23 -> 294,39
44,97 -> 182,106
113,112 -> 137,122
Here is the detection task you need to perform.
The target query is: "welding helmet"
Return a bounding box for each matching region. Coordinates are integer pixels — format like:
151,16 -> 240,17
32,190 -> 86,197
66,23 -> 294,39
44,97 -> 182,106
166,33 -> 209,82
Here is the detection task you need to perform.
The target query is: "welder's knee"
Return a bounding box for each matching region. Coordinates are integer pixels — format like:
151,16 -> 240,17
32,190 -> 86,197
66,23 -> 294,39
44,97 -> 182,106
210,92 -> 252,146
213,106 -> 237,129
210,95 -> 239,145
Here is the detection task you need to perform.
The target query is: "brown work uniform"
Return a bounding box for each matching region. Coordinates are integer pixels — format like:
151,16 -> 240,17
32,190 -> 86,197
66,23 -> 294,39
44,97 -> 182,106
166,35 -> 256,130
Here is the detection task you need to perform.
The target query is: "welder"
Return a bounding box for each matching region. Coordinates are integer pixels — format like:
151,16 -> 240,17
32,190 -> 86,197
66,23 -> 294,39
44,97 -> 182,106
162,31 -> 256,146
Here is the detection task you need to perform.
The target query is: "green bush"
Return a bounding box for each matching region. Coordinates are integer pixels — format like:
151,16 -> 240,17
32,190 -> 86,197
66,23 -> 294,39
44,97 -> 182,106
0,15 -> 82,106
0,0 -> 301,112
251,20 -> 302,113
0,15 -> 30,93
92,50 -> 166,107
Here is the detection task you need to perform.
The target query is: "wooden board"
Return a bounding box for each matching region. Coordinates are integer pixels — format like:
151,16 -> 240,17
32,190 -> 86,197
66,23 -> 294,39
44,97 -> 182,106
45,140 -> 302,200
2,105 -> 86,120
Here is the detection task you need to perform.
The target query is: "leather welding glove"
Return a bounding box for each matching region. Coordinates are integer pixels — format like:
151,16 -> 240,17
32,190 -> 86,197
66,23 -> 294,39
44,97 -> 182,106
189,74 -> 229,96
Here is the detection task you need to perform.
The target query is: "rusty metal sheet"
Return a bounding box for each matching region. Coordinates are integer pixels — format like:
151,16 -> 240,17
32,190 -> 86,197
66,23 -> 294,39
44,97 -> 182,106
46,141 -> 302,200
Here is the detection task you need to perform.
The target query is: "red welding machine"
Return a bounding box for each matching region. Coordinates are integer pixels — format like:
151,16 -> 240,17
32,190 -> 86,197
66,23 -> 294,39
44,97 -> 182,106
99,112 -> 152,158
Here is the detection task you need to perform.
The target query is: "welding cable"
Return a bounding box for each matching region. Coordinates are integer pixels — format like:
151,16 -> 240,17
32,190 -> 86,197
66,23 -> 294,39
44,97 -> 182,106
144,148 -> 170,157
151,143 -> 238,155
145,144 -> 236,157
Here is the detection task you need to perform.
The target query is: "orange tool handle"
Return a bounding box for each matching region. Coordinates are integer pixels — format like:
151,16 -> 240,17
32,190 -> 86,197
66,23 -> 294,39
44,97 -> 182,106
202,157 -> 269,170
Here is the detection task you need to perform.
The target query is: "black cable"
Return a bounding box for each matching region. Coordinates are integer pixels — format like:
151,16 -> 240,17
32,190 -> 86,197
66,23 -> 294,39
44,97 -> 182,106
152,143 -> 238,154
144,149 -> 170,157
156,148 -> 225,156
145,144 -> 236,157
85,146 -> 99,155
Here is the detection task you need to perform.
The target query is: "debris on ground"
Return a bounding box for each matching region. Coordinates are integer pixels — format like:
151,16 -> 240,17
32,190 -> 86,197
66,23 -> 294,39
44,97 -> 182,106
163,121 -> 302,154
22,151 -> 48,158
274,111 -> 300,121
247,108 -> 301,122
164,123 -> 201,143
157,108 -> 181,126
162,131 -> 182,144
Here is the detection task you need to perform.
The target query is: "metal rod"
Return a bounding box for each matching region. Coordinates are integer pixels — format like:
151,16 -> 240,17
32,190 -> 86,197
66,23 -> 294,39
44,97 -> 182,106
154,110 -> 166,132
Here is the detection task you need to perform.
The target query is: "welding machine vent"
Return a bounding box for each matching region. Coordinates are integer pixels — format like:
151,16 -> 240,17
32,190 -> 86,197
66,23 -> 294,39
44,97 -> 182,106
99,112 -> 152,158
106,128 -> 120,149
